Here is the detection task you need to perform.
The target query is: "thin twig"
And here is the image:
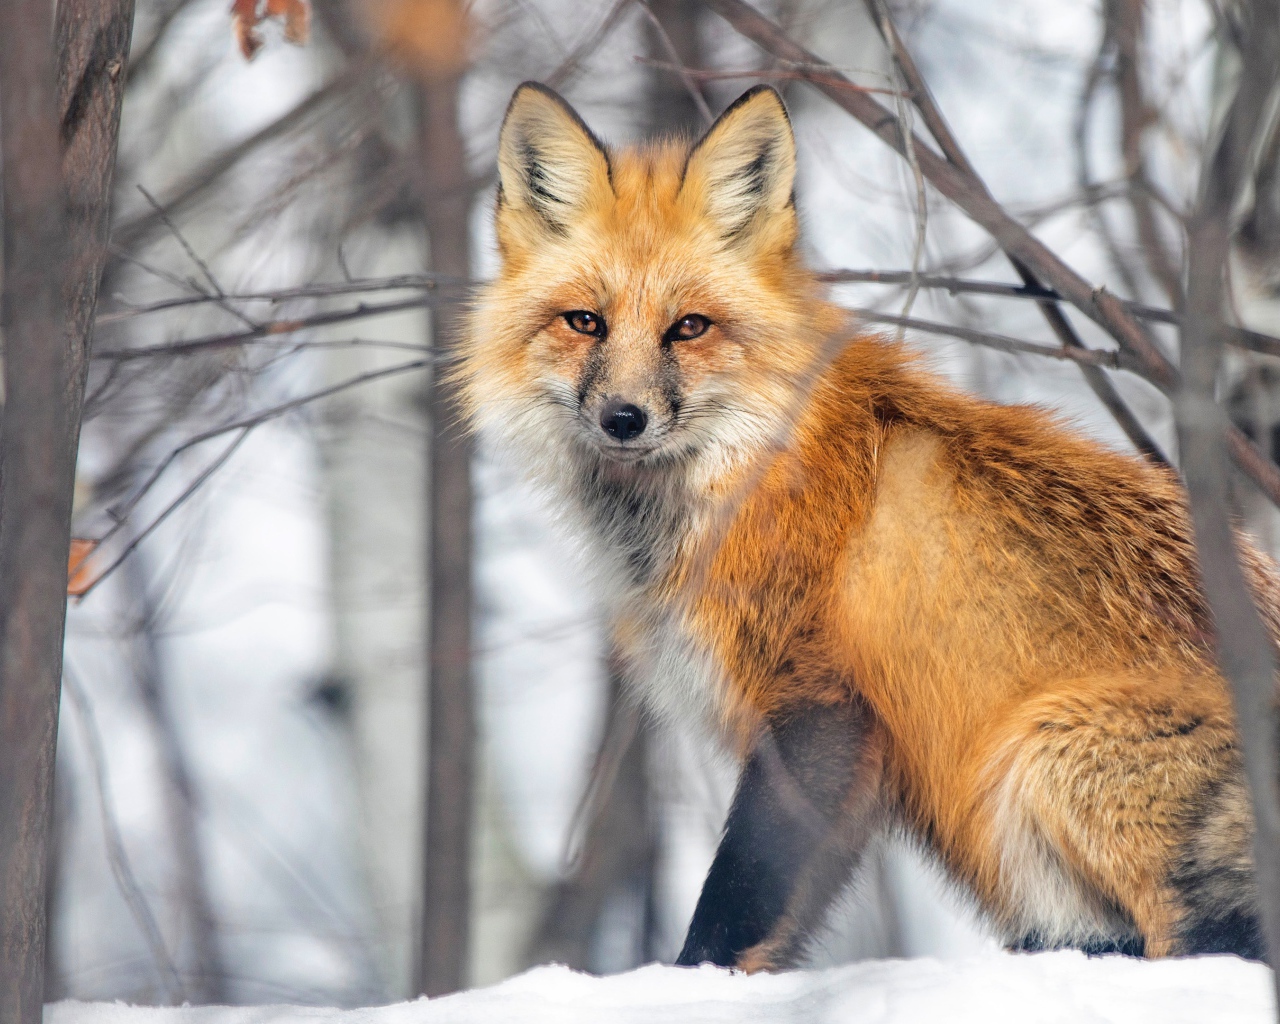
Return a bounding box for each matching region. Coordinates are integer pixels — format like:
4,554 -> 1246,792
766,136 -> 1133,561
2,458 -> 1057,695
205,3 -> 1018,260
113,61 -> 372,252
822,269 -> 1280,358
134,186 -> 260,331
853,308 -> 1129,370
701,2 -> 1280,496
857,0 -> 1169,465
82,429 -> 253,600
637,2 -> 714,126
97,273 -> 463,324
62,665 -> 186,1003
77,358 -> 431,597
635,57 -> 907,96
93,295 -> 461,361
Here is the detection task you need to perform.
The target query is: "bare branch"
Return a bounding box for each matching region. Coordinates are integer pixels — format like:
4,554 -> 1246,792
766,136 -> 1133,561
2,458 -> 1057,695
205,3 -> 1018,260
112,61 -> 371,253
93,295 -> 461,361
636,56 -> 906,96
822,269 -> 1280,358
857,0 -> 1168,465
636,2 -> 714,127
1175,0 -> 1280,1001
96,272 -> 462,324
852,308 -> 1130,370
703,1 -> 1280,501
61,667 -> 186,1002
77,358 -> 430,597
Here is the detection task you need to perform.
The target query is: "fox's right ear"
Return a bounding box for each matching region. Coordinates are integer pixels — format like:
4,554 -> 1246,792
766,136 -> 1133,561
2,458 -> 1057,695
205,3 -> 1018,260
496,83 -> 612,234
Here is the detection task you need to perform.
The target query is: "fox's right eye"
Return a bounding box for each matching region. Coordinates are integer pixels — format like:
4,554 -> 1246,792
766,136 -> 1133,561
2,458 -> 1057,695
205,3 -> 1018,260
564,311 -> 605,337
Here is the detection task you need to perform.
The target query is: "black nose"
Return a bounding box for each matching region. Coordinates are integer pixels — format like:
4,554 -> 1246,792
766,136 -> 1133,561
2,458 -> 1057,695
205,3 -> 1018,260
600,401 -> 647,441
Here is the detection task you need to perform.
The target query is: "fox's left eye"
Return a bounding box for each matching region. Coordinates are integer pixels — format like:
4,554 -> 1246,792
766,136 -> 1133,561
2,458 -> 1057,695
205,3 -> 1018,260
665,314 -> 711,342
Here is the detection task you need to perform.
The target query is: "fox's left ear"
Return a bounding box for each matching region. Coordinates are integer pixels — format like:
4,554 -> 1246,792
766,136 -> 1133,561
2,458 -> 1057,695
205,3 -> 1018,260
681,86 -> 796,241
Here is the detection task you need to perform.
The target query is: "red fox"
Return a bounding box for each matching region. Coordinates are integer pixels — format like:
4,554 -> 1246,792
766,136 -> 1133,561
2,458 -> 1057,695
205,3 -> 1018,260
457,81 -> 1276,970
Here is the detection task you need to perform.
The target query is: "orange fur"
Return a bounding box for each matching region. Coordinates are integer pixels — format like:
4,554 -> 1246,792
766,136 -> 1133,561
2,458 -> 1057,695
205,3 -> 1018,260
459,82 -> 1274,963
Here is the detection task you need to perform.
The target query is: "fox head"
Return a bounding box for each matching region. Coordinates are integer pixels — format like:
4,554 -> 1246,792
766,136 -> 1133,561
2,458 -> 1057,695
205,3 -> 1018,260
459,82 -> 843,490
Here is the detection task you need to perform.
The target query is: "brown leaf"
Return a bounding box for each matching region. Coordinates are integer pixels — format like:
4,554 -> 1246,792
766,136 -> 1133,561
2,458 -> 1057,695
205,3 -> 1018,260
231,0 -> 311,60
231,0 -> 263,59
67,539 -> 98,598
266,0 -> 310,45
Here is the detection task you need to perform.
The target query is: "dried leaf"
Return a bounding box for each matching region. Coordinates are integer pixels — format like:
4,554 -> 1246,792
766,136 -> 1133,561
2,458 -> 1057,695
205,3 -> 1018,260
231,0 -> 311,60
231,0 -> 263,59
67,539 -> 98,598
266,0 -> 310,45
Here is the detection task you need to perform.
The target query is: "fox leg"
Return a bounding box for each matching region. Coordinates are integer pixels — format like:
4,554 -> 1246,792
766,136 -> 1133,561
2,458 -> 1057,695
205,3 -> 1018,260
976,673 -> 1260,958
676,697 -> 885,971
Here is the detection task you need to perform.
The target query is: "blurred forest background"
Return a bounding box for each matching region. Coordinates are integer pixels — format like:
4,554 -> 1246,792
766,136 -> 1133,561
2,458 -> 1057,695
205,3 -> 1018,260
38,0 -> 1280,1005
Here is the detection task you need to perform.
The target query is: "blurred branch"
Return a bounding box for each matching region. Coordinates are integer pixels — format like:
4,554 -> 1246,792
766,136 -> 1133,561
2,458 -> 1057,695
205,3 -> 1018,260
1110,0 -> 1184,305
97,272 -> 461,323
122,546 -> 226,1002
525,668 -> 655,971
93,294 -> 462,361
112,60 -> 373,253
637,2 -> 713,127
76,357 -> 431,598
851,308 -> 1131,370
857,0 -> 1168,465
124,0 -> 195,87
1174,0 -> 1280,1005
61,666 -> 186,1003
823,269 -> 1280,358
705,0 -> 1280,501
637,57 -> 905,96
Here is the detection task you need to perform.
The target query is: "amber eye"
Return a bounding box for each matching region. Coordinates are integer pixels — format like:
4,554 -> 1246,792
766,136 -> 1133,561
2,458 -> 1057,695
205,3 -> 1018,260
664,314 -> 711,342
564,310 -> 605,337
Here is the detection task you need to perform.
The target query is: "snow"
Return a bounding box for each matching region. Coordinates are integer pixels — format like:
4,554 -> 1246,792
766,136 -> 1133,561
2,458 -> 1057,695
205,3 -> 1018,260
46,952 -> 1277,1024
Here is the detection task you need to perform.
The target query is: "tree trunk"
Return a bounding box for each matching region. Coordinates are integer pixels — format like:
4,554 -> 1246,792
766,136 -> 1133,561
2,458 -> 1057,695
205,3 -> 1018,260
416,57 -> 475,997
1174,2 -> 1280,1015
0,0 -> 131,1014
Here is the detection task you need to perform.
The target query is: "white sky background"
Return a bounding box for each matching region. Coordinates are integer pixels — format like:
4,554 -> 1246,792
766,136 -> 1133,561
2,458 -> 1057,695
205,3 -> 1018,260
53,0 -> 1241,1006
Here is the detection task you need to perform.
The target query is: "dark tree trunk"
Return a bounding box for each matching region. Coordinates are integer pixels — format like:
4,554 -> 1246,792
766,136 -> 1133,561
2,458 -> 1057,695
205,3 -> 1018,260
416,54 -> 476,997
0,0 -> 132,1015
644,0 -> 712,136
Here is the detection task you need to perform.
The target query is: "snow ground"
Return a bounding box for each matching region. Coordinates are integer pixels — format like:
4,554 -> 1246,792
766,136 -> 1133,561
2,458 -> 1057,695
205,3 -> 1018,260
47,952 -> 1275,1024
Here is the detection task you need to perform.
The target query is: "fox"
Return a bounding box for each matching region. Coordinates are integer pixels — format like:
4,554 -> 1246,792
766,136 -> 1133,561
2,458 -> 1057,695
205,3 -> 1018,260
456,80 -> 1280,971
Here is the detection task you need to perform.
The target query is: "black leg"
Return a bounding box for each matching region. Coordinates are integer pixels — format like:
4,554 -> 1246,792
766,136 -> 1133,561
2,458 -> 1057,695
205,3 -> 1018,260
675,698 -> 879,968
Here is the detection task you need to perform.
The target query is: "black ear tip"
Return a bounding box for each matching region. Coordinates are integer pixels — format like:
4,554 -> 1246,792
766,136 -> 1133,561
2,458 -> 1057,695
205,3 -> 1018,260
512,80 -> 563,102
713,83 -> 791,128
738,84 -> 785,104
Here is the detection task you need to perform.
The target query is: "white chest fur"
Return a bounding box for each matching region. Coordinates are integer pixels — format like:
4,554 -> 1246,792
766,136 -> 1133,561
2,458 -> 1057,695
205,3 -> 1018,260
618,605 -> 729,733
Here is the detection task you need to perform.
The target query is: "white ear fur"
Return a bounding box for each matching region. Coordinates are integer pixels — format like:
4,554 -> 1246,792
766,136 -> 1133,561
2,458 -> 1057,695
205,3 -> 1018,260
496,82 -> 612,232
681,86 -> 796,240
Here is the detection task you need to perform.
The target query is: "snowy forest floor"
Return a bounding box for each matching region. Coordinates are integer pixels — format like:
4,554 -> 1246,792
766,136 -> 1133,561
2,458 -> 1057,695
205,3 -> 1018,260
47,950 -> 1275,1023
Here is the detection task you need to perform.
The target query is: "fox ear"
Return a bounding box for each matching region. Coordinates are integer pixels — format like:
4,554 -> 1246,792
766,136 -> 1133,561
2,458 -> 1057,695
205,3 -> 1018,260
496,82 -> 612,233
682,86 -> 796,240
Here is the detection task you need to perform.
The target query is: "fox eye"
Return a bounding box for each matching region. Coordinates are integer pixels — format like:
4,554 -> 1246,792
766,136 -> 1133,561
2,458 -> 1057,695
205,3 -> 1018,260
564,310 -> 605,336
665,314 -> 711,342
